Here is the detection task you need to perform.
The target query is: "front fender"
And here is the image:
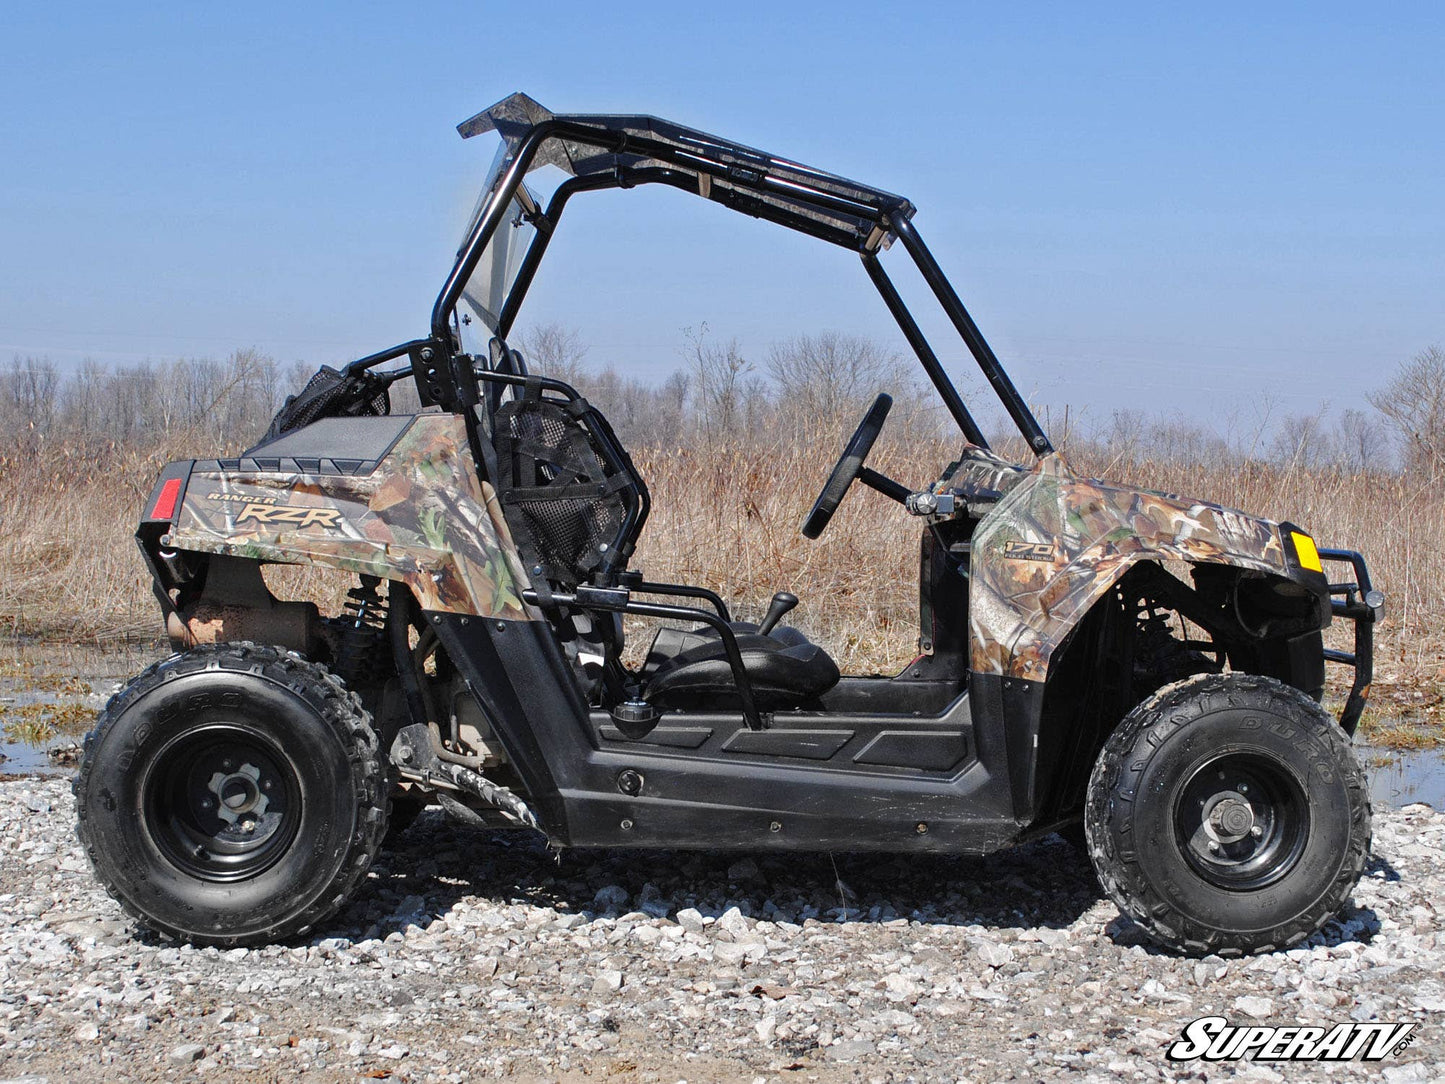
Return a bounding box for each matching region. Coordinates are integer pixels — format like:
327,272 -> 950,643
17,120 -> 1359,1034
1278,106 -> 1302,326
967,454 -> 1298,680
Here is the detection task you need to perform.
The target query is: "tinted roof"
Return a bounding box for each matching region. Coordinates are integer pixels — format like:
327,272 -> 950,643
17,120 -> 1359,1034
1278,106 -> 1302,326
457,92 -> 914,249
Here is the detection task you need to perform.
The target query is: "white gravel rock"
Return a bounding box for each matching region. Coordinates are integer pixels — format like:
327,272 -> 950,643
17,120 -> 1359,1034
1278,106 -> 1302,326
1233,994 -> 1275,1019
975,940 -> 1014,968
715,905 -> 750,939
591,969 -> 624,994
1,776 -> 1441,1082
675,906 -> 705,932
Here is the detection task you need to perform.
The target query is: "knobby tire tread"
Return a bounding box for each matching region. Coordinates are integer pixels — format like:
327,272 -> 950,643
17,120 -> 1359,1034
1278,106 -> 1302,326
74,642 -> 388,947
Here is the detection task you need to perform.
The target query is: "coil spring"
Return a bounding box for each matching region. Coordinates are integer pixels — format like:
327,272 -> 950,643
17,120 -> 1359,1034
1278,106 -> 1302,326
334,575 -> 387,688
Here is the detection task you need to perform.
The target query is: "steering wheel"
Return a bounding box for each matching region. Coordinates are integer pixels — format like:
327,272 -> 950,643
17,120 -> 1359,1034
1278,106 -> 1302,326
801,393 -> 893,539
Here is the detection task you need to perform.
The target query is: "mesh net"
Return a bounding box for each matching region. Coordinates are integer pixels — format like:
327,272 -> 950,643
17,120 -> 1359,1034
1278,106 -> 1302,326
262,366 -> 391,443
494,395 -> 631,586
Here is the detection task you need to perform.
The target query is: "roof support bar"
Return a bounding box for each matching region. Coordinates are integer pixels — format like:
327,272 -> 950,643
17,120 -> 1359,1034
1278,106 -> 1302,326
437,114 -> 1051,458
861,253 -> 989,449
433,120 -> 569,342
499,166 -> 866,338
438,119 -> 888,344
497,171 -> 620,338
892,216 -> 1054,454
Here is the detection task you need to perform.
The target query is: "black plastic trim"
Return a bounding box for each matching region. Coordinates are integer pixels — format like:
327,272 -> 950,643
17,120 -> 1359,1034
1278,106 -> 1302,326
424,611 -> 1022,852
242,414 -> 415,464
1316,546 -> 1380,735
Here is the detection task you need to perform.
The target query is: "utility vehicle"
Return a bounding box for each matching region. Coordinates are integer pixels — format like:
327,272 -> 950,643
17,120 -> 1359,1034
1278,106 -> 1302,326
76,93 -> 1383,956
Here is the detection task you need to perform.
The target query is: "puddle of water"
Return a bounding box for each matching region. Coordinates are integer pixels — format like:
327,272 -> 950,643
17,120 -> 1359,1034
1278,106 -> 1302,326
0,739 -> 67,775
1359,744 -> 1445,812
0,641 -> 164,777
2,641 -> 1442,816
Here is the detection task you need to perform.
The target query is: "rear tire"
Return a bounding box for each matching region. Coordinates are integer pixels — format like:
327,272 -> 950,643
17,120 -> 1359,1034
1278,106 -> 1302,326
1085,672 -> 1370,956
74,643 -> 387,946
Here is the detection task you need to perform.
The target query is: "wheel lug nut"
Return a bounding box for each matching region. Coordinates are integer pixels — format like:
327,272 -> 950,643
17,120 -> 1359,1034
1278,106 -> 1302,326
1251,825 -> 1263,838
1238,783 -> 1248,793
1208,841 -> 1220,854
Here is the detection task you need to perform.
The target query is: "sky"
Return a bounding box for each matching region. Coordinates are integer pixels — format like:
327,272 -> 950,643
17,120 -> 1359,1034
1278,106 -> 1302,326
2,2 -> 1441,437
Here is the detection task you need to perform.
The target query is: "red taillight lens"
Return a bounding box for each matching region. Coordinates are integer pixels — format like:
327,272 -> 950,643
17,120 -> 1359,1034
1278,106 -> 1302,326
150,477 -> 182,521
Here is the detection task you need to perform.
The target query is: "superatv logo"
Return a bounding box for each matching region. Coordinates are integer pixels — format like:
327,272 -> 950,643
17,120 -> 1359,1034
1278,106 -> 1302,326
234,503 -> 343,530
1167,1016 -> 1416,1062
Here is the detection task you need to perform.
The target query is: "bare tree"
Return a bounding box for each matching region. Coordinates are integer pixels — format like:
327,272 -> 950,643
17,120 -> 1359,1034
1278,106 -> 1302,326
515,323 -> 588,385
3,357 -> 58,443
766,331 -> 946,443
1268,410 -> 1335,469
685,325 -> 756,439
60,359 -> 107,439
657,370 -> 690,438
1369,345 -> 1445,477
1335,408 -> 1390,473
766,332 -> 911,418
1099,408 -> 1146,462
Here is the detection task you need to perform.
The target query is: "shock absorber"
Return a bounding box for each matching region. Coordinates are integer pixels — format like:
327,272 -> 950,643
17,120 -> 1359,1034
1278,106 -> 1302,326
333,575 -> 387,688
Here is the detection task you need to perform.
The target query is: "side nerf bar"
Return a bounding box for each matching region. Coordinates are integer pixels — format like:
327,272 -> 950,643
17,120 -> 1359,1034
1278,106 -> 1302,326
1317,547 -> 1384,736
520,586 -> 767,734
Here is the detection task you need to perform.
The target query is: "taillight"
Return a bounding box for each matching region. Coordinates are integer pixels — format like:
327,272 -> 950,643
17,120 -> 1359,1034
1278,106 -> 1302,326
150,477 -> 182,521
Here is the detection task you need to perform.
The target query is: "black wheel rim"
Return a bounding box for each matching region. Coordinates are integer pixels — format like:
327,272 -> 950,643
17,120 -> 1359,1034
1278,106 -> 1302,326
143,726 -> 302,882
1174,751 -> 1309,890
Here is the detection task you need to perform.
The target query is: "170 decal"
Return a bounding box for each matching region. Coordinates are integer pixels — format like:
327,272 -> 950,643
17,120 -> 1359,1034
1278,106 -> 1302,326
1002,539 -> 1056,561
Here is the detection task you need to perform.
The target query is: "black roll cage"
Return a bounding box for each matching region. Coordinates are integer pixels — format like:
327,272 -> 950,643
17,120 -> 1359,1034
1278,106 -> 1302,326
348,102 -> 1053,457
306,99 -> 1383,756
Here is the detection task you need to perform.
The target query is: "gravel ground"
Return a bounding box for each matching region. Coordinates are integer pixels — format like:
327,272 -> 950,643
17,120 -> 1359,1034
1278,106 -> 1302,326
1,777 -> 1441,1083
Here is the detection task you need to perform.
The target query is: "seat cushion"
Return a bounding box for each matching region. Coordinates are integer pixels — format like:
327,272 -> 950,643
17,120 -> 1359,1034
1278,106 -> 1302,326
645,637 -> 840,710
643,623 -> 808,678
725,621 -> 810,648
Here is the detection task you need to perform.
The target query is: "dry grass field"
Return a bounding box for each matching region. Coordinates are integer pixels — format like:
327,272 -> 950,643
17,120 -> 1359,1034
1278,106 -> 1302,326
0,414 -> 1439,743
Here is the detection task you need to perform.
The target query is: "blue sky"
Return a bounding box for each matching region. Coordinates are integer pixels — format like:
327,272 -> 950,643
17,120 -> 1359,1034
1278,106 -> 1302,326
2,2 -> 1441,431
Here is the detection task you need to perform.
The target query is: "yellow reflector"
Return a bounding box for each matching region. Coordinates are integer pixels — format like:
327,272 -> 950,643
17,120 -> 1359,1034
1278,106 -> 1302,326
1291,531 -> 1322,573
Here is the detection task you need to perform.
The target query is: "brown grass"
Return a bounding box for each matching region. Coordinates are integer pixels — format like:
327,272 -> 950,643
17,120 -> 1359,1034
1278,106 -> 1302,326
1,423 -> 1440,735
0,702 -> 96,745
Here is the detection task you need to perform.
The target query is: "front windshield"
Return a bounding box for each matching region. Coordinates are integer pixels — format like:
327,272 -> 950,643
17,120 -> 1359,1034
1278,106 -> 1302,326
456,142 -> 539,347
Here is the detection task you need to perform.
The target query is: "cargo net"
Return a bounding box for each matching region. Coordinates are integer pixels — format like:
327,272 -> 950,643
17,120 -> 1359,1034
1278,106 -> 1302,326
493,385 -> 634,587
262,365 -> 390,443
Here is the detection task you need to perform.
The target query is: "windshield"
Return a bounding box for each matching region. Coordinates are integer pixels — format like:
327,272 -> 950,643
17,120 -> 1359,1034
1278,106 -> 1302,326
456,142 -> 539,345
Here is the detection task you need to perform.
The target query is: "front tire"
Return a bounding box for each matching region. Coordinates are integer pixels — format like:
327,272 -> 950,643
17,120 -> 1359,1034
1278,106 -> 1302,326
1085,673 -> 1370,956
74,643 -> 388,946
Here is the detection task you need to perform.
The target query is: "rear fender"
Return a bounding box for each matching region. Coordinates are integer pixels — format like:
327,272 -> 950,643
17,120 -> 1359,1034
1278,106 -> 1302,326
149,414 -> 536,622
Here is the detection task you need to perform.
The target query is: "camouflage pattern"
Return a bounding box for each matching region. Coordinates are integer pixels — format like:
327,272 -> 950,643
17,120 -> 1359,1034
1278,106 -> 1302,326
166,415 -> 535,619
941,445 -> 1033,503
951,452 -> 1291,680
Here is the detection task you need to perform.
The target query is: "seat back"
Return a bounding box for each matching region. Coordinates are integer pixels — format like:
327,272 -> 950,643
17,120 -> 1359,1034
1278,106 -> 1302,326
489,376 -> 648,588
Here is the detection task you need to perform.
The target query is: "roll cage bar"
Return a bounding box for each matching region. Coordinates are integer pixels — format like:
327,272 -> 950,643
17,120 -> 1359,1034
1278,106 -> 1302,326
353,93 -> 1053,457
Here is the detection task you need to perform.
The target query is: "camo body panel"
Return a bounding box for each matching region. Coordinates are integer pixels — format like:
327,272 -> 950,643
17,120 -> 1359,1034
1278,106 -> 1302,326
941,445 -> 1033,501
955,452 -> 1288,680
167,415 -> 534,619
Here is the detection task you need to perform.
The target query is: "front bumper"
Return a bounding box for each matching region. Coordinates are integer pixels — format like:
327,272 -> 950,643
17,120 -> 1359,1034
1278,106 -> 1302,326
1318,548 -> 1384,735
